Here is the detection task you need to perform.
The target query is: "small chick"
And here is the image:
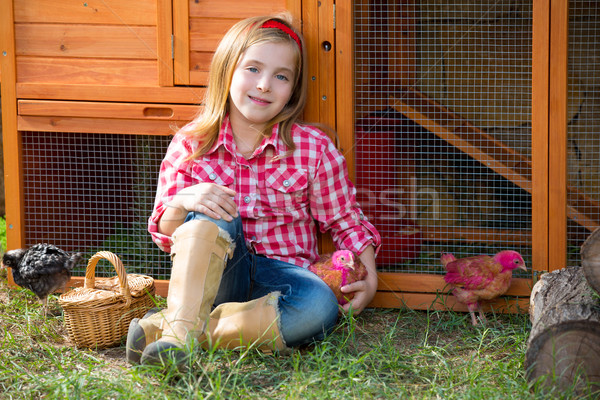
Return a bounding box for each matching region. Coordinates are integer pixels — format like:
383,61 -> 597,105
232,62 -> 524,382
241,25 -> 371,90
442,250 -> 527,325
308,250 -> 367,305
2,244 -> 81,315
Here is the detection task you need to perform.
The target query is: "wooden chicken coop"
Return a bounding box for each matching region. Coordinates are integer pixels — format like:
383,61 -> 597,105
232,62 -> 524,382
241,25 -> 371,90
1,0 -> 598,313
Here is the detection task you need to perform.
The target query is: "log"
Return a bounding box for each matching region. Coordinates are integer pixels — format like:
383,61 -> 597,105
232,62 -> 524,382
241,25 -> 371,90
581,227 -> 600,295
525,266 -> 600,395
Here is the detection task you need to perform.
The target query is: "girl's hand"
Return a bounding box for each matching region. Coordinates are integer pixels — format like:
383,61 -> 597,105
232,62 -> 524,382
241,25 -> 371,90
340,270 -> 378,315
159,182 -> 238,236
340,246 -> 377,315
172,182 -> 238,221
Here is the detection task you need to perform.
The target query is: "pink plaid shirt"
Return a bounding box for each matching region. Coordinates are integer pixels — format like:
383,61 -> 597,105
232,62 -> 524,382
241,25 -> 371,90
149,117 -> 381,268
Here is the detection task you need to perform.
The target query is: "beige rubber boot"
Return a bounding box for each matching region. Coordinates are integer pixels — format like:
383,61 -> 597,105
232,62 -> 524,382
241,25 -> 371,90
126,310 -> 163,364
140,219 -> 234,368
201,292 -> 288,354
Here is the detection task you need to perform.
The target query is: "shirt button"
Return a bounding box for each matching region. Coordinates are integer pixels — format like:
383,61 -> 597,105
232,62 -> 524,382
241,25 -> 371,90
244,196 -> 251,204
283,180 -> 291,187
251,236 -> 257,241
209,173 -> 217,180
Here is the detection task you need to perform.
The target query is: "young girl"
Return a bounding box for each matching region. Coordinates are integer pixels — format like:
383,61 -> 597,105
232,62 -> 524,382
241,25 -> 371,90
126,13 -> 381,368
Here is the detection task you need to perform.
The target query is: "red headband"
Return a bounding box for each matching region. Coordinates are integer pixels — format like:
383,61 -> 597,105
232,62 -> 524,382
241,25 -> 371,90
260,20 -> 302,52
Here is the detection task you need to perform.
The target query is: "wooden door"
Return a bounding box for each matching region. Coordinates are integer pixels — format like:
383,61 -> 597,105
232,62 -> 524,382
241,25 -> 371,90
172,0 -> 301,87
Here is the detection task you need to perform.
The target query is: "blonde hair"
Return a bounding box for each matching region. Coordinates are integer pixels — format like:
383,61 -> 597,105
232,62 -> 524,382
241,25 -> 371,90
185,13 -> 306,157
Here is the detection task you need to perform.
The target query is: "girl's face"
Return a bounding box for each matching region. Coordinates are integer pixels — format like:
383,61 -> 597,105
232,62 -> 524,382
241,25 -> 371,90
228,42 -> 297,133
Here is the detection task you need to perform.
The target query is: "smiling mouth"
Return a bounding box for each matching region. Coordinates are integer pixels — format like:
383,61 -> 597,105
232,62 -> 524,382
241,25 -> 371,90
249,96 -> 271,105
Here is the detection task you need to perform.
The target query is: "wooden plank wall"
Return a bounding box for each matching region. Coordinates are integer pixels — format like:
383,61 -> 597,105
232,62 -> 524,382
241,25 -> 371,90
13,0 -> 199,104
14,0 -> 160,87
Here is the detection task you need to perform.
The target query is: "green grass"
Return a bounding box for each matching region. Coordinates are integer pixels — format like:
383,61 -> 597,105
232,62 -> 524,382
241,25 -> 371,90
0,216 -> 6,254
0,274 -> 556,400
0,214 -> 594,399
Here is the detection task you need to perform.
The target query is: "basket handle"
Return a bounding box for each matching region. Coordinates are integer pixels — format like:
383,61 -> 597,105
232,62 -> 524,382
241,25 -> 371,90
84,251 -> 132,305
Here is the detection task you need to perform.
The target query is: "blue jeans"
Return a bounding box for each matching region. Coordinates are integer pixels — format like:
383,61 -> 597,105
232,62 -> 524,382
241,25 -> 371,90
184,212 -> 339,347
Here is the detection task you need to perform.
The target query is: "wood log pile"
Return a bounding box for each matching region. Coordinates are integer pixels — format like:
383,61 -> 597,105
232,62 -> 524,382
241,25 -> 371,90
526,229 -> 600,395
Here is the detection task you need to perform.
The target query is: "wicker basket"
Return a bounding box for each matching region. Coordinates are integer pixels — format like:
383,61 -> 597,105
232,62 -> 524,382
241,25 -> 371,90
59,251 -> 155,349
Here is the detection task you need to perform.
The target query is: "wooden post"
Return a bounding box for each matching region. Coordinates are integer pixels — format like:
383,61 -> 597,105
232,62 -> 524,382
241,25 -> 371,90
548,0 -> 569,271
531,0 -> 550,275
157,0 -> 174,86
335,0 -> 354,170
0,0 -> 23,287
172,0 -> 189,85
0,0 -> 25,255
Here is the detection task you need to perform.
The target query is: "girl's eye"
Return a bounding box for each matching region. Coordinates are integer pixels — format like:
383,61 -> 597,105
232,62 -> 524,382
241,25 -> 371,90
247,67 -> 259,73
275,74 -> 289,81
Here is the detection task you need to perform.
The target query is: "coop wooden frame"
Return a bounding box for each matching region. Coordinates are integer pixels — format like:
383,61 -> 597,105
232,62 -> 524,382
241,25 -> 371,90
0,0 -> 578,313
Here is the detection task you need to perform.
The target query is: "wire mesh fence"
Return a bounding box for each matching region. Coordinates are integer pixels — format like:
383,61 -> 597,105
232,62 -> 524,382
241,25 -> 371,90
21,132 -> 173,278
567,0 -> 600,265
354,1 -> 533,275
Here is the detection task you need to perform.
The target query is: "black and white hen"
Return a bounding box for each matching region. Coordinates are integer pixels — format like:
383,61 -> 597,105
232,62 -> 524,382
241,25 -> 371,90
2,243 -> 81,314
